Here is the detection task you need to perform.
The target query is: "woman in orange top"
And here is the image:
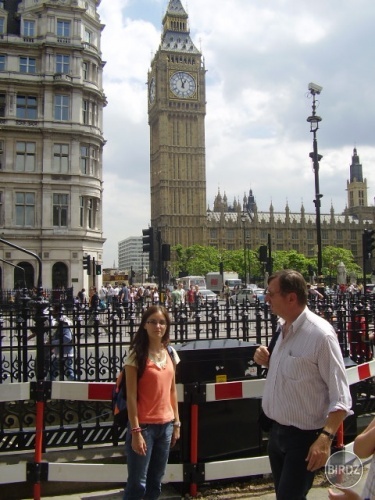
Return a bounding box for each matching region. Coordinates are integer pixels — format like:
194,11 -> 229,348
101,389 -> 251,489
123,306 -> 180,500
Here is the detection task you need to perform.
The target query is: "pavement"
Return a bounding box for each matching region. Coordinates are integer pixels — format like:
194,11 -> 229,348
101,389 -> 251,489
20,466 -> 369,500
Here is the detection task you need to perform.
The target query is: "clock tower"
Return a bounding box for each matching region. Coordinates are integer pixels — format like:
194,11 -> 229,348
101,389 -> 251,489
148,0 -> 207,259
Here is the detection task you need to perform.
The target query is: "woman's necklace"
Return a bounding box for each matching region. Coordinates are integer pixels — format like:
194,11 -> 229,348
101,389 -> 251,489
148,347 -> 165,361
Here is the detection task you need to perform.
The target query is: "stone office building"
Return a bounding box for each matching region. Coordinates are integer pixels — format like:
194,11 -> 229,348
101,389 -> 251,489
0,0 -> 106,290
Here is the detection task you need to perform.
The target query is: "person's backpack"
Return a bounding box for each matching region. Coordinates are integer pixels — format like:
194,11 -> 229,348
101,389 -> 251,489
112,368 -> 127,427
112,346 -> 175,427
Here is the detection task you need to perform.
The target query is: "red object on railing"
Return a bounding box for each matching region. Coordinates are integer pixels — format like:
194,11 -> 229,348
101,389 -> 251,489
336,422 -> 344,449
33,400 -> 45,500
190,404 -> 199,497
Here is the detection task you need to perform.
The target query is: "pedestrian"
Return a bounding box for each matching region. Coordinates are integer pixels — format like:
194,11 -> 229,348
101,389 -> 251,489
254,269 -> 352,500
328,416 -> 375,500
171,284 -> 182,312
123,305 -> 180,499
49,305 -> 75,381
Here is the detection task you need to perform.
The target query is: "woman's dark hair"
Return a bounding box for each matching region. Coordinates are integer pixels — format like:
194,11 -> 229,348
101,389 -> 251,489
129,305 -> 171,377
268,269 -> 308,306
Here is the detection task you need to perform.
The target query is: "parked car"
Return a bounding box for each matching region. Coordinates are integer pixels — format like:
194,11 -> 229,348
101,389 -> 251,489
230,287 -> 265,305
199,289 -> 218,304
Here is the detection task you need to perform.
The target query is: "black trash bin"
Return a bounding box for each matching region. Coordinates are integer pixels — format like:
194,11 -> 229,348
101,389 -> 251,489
172,339 -> 262,463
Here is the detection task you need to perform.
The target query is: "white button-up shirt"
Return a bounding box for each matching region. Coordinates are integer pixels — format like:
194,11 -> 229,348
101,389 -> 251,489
262,307 -> 352,430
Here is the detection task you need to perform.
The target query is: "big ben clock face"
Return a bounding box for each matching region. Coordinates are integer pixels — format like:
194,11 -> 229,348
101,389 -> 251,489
149,77 -> 156,103
169,71 -> 196,98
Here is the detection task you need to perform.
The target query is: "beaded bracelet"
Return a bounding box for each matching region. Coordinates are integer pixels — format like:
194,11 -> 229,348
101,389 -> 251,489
131,427 -> 142,433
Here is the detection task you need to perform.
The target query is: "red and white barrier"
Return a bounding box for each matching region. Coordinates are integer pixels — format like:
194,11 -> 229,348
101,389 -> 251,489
0,359 -> 373,495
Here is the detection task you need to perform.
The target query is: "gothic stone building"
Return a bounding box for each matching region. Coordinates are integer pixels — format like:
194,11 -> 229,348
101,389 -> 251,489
148,1 -> 374,269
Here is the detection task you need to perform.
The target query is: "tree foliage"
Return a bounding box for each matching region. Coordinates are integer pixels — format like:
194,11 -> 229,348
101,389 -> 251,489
170,244 -> 361,283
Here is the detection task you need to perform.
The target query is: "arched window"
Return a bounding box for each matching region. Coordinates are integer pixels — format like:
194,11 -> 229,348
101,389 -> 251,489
14,261 -> 34,289
52,262 -> 68,289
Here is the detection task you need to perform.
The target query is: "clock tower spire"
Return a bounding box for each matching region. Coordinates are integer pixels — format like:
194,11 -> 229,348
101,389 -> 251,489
148,0 -> 207,262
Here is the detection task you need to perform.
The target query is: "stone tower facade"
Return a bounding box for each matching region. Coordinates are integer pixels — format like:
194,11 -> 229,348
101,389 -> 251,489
147,0 -> 207,258
0,0 -> 106,290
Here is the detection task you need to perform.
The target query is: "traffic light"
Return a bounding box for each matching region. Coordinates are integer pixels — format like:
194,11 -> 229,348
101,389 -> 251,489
96,264 -> 102,275
142,227 -> 154,260
363,229 -> 375,259
83,255 -> 91,275
259,245 -> 268,263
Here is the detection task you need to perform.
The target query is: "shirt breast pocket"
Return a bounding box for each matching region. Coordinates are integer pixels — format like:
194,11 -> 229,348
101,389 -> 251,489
282,354 -> 312,381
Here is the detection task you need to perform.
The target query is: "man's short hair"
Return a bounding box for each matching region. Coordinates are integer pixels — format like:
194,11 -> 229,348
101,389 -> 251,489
268,270 -> 308,306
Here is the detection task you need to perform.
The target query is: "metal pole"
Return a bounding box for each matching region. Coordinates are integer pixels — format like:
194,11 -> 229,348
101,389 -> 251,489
312,130 -> 323,278
242,219 -> 247,286
307,85 -> 323,280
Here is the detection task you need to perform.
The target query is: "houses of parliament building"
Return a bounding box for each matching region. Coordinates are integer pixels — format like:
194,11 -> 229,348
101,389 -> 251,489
148,0 -> 373,267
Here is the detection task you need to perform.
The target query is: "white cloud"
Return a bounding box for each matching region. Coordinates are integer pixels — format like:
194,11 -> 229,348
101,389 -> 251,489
98,0 -> 375,267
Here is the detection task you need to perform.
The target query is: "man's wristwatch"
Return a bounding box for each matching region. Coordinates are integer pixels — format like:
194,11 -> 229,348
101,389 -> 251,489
320,429 -> 335,440
173,421 -> 181,427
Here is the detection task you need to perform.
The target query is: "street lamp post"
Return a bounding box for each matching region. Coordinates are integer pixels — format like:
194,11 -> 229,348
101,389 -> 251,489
307,83 -> 323,279
241,215 -> 247,286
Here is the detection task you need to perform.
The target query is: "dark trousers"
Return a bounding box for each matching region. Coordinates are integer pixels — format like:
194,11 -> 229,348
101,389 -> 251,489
268,422 -> 318,500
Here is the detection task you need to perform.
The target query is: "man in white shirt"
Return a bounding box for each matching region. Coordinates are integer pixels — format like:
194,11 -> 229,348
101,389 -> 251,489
254,270 -> 352,500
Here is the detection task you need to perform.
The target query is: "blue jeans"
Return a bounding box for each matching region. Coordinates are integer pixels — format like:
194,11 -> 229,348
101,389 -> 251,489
123,421 -> 173,500
268,422 -> 318,500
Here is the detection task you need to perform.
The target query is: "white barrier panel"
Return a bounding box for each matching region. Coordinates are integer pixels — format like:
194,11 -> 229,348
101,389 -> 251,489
205,455 -> 272,482
0,382 -> 30,402
47,462 -> 184,484
50,381 -> 185,404
0,463 -> 27,484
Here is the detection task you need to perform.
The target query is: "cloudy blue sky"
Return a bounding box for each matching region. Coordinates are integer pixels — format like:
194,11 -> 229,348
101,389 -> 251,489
98,0 -> 375,267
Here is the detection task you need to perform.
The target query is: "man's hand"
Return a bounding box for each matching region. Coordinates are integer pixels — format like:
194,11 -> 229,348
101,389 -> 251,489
305,434 -> 331,471
254,345 -> 270,367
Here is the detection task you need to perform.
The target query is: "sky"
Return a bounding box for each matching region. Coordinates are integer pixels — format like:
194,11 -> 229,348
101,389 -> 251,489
98,0 -> 375,268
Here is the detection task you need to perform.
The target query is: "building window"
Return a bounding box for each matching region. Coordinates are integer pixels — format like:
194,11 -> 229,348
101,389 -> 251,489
23,20 -> 35,37
0,191 -> 3,226
20,56 -> 36,74
0,18 -> 4,35
91,146 -> 98,176
82,100 -> 88,124
0,140 -> 3,169
82,61 -> 88,80
80,145 -> 90,174
57,20 -> 70,38
0,54 -> 5,71
53,193 -> 68,227
291,230 -> 298,240
54,94 -> 69,121
88,198 -> 93,228
56,54 -> 70,74
84,29 -> 92,44
0,93 -> 5,116
15,192 -> 35,226
17,95 -> 37,119
359,190 -> 364,206
79,196 -> 84,226
350,230 -> 357,240
53,144 -> 69,173
276,230 -> 282,240
322,230 -> 328,240
307,230 -> 314,240
16,142 -> 36,172
336,230 -> 343,240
